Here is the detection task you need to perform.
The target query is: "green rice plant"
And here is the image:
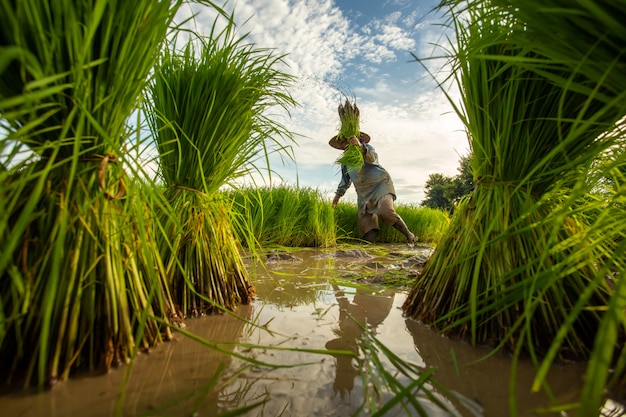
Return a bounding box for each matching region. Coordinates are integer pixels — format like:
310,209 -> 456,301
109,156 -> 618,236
227,186 -> 336,248
146,16 -> 297,316
228,187 -> 274,249
269,185 -> 336,247
335,99 -> 364,173
0,0 -> 185,387
332,201 -> 360,241
334,201 -> 448,245
475,1 -> 626,413
485,0 -> 626,109
266,186 -> 307,246
158,191 -> 255,316
302,188 -> 336,248
349,315 -> 476,416
377,204 -> 449,244
404,2 -> 624,365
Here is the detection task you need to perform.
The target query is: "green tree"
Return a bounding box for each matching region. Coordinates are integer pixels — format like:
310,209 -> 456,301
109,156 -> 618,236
452,154 -> 474,201
421,154 -> 474,212
421,173 -> 455,211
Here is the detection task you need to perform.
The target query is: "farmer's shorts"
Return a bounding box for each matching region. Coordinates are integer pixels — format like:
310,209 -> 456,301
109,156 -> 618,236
357,194 -> 401,238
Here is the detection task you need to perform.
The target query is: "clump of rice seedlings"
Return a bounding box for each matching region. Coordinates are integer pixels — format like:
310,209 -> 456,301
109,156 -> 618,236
303,188 -> 337,247
333,201 -> 360,241
160,192 -> 255,317
227,187 -> 273,249
377,205 -> 449,244
334,201 -> 448,245
404,2 -> 623,364
477,0 -> 626,412
266,186 -> 336,247
0,0 -> 183,387
147,15 -> 296,316
227,186 -> 336,248
335,99 -> 365,173
264,186 -> 306,246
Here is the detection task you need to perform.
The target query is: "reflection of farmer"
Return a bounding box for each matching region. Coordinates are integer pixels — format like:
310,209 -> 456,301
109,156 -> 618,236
325,285 -> 395,399
330,133 -> 418,245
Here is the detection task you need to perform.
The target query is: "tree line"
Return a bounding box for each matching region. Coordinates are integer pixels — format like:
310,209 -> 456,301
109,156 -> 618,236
420,154 -> 473,213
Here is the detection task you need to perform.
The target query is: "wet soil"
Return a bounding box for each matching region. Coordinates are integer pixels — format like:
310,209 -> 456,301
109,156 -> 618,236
0,244 -> 601,416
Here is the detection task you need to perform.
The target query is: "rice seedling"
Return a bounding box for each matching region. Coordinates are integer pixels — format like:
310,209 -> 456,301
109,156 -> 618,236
0,0 -> 187,387
348,314 -> 477,416
334,200 -> 448,245
476,1 -> 626,413
332,201 -> 360,241
146,15 -> 297,317
404,1 -> 624,366
377,204 -> 449,244
227,187 -> 274,249
335,98 -> 365,173
228,186 -> 336,248
299,188 -> 337,248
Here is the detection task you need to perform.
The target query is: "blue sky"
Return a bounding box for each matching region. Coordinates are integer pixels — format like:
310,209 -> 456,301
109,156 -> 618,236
178,0 -> 469,204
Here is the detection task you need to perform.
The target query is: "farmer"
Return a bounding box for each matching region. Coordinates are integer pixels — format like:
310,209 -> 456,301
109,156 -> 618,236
325,284 -> 395,398
330,133 -> 418,244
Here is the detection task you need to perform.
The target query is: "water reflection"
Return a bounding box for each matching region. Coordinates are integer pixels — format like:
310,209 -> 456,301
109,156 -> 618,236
325,285 -> 395,399
404,317 -> 588,416
245,249 -> 336,308
0,246 -> 605,417
0,305 -> 254,417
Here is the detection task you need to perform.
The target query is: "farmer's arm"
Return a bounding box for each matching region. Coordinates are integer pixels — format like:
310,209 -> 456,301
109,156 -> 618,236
333,165 -> 351,208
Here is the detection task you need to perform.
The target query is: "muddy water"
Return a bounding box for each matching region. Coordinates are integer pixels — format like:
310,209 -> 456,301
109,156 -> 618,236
0,245 -> 607,417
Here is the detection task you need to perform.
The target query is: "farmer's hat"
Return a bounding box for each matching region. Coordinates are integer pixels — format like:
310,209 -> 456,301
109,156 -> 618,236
328,132 -> 371,150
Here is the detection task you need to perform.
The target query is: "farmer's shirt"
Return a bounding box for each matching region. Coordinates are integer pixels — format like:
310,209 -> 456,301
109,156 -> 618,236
335,143 -> 396,214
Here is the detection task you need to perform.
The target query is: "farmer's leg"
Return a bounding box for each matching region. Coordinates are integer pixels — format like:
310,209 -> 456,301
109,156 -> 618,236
363,229 -> 378,243
358,211 -> 379,243
393,219 -> 418,243
377,194 -> 418,243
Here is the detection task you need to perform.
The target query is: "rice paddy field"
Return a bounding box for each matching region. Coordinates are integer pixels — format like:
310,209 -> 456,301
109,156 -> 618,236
2,1 -> 626,416
0,244 -> 608,417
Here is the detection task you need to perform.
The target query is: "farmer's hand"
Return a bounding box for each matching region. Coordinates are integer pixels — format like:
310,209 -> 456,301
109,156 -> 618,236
332,194 -> 341,208
348,136 -> 360,146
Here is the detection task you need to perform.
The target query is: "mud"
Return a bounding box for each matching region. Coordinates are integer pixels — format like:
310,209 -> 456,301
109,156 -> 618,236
0,245 -> 615,417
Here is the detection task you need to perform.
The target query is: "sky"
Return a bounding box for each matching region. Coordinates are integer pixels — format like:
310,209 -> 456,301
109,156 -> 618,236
177,0 -> 470,205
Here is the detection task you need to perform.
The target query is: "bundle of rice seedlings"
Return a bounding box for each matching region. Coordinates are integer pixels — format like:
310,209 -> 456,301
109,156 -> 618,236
403,2 -> 624,365
477,0 -> 626,412
159,191 -> 254,317
147,15 -> 296,316
227,187 -> 273,248
227,186 -> 336,248
335,99 -> 364,172
0,0 -> 183,387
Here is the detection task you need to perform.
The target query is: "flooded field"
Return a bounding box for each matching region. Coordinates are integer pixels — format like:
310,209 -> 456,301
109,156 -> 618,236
0,245 -> 606,417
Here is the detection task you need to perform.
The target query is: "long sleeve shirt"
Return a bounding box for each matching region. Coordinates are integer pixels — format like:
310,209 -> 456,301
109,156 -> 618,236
335,143 -> 396,214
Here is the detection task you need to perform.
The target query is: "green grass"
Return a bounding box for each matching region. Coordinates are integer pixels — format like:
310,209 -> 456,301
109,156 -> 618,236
228,186 -> 337,248
335,201 -> 449,244
228,185 -> 448,247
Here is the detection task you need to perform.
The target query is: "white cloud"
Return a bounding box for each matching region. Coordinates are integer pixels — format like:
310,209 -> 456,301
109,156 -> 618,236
173,0 -> 467,204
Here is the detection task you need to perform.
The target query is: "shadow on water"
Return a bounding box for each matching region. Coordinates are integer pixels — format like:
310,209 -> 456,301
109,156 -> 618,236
0,245 -> 620,416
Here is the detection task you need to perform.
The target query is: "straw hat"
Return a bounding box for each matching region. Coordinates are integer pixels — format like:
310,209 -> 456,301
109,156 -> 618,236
328,132 -> 371,150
